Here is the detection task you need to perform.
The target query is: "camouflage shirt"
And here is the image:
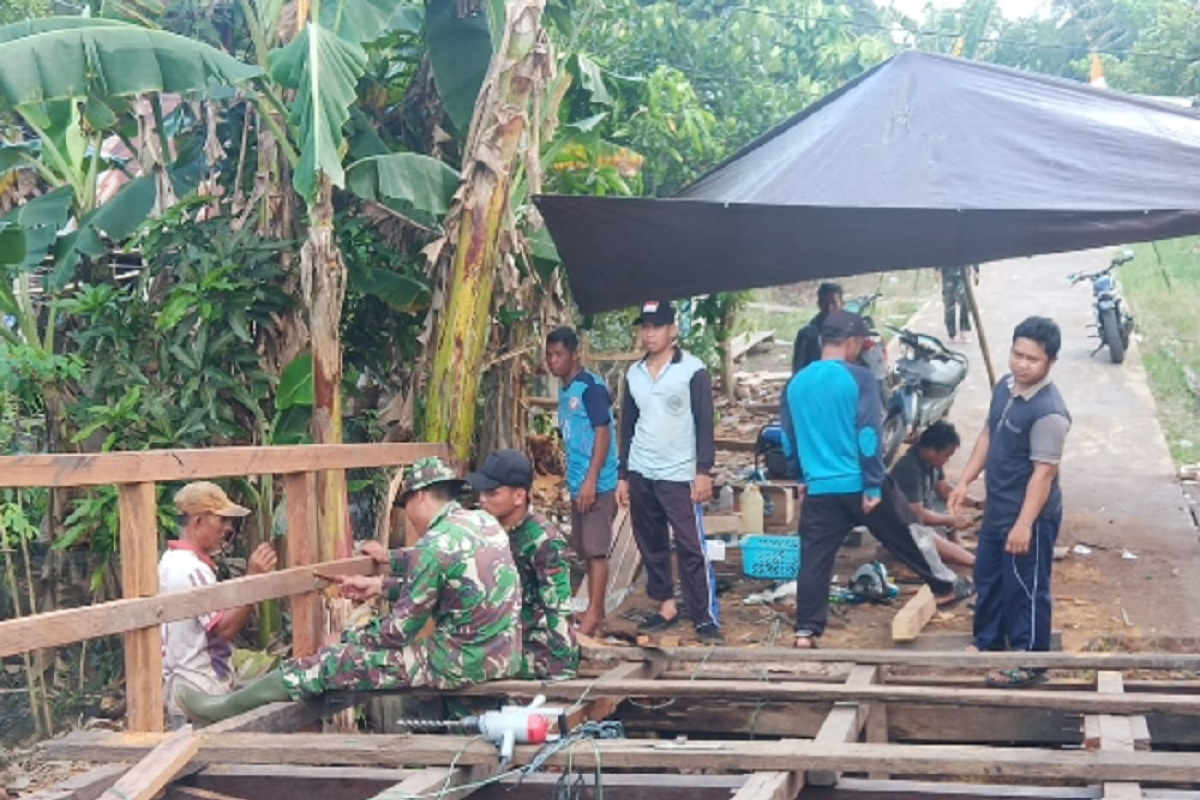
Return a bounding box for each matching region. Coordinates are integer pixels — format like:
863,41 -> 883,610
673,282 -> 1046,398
355,501 -> 522,689
508,510 -> 579,679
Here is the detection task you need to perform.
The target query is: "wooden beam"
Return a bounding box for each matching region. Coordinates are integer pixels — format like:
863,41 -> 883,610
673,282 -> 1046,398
565,655 -> 668,727
284,472 -> 322,658
451,676 -> 1200,717
892,586 -> 936,643
15,765 -> 130,800
0,557 -> 373,658
731,771 -> 801,800
894,631 -> 1063,651
97,727 -> 199,800
729,330 -> 775,362
171,787 -> 252,800
0,443 -> 450,488
581,644 -> 1200,671
1088,671 -> 1146,800
370,765 -> 492,800
119,482 -> 163,733
834,777 -> 1101,798
715,437 -> 759,453
201,700 -> 326,735
808,665 -> 879,786
44,732 -> 1200,783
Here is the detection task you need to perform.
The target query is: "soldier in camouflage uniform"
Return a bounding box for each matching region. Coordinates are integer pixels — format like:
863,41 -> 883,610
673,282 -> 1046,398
174,457 -> 523,724
469,450 -> 578,680
940,265 -> 980,343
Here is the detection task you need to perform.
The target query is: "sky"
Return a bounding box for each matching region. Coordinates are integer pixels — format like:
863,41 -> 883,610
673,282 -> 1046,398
885,0 -> 1054,22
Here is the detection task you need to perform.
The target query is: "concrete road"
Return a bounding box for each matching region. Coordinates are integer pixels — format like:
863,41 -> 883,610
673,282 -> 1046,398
899,249 -> 1200,643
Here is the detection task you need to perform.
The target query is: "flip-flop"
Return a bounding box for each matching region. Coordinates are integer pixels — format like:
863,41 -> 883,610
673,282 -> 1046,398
637,612 -> 680,633
936,578 -> 976,608
986,668 -> 1048,689
793,632 -> 819,649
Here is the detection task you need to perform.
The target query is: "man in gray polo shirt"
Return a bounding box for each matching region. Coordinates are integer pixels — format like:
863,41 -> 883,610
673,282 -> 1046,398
617,300 -> 722,645
950,316 -> 1071,688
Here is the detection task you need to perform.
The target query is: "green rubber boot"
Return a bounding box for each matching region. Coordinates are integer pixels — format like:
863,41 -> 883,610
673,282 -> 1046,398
174,670 -> 292,725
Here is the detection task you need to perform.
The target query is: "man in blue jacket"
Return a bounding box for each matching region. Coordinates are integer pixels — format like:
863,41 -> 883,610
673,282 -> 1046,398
784,311 -> 973,649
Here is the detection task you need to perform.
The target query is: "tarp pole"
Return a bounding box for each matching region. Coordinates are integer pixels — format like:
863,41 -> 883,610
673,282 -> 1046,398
962,266 -> 997,389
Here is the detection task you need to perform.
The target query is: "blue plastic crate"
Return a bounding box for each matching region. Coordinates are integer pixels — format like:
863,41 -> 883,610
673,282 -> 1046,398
741,535 -> 800,581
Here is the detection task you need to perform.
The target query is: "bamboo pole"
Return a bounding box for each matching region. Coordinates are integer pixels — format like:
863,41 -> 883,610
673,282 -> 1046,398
3,545 -> 46,739
961,265 -> 997,389
18,523 -> 53,734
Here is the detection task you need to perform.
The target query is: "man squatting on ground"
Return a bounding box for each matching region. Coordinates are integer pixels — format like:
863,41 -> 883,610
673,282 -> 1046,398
175,457 -> 522,723
160,482 -> 277,729
783,310 -> 974,649
618,300 -> 723,645
950,316 -> 1071,688
545,326 -> 620,637
469,449 -> 579,679
890,421 -> 979,568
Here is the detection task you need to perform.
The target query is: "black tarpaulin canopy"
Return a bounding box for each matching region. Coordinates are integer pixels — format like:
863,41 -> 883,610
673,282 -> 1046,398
534,51 -> 1200,315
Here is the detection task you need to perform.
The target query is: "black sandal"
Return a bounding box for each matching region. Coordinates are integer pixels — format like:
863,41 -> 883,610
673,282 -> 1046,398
638,612 -> 680,633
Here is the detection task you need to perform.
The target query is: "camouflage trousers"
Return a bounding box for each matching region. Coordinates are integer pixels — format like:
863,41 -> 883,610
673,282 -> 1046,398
517,616 -> 579,680
942,278 -> 971,338
280,628 -> 432,699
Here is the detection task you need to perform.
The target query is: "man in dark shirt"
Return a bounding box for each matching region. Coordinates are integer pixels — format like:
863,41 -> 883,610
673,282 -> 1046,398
950,317 -> 1071,688
791,282 -> 843,374
783,311 -> 973,649
891,422 -> 980,565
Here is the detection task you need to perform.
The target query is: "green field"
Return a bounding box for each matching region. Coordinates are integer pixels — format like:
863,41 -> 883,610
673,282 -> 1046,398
1123,237 -> 1200,466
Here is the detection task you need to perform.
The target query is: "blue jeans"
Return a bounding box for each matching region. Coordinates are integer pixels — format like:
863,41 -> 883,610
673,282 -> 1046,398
972,512 -> 1060,651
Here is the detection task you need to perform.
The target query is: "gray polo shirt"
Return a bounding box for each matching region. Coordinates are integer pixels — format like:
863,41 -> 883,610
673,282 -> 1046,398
983,374 -> 1071,529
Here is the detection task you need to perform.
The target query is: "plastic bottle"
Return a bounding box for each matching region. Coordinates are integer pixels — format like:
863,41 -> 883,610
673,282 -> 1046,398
718,484 -> 735,512
741,483 -> 765,534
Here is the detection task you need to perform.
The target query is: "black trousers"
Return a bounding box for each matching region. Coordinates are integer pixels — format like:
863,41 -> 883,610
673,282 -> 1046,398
627,473 -> 719,629
795,478 -> 956,637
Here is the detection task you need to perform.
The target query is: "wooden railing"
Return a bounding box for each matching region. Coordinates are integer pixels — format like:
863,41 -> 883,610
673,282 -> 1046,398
0,442 -> 448,733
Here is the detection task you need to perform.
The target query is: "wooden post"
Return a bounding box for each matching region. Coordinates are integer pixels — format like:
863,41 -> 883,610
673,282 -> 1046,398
961,265 -> 997,389
118,482 -> 163,733
285,472 -> 322,658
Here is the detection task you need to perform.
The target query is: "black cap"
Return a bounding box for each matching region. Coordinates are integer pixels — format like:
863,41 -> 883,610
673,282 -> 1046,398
820,310 -> 871,339
467,449 -> 534,492
634,300 -> 676,326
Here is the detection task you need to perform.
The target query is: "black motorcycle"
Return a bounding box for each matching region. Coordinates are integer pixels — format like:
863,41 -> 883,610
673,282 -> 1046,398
1069,250 -> 1136,364
884,325 -> 970,465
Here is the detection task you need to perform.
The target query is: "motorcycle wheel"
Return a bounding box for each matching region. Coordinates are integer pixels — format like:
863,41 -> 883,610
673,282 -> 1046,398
882,410 -> 905,467
1101,307 -> 1126,364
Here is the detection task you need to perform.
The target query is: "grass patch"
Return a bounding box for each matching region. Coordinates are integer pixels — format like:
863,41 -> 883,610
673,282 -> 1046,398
1123,237 -> 1200,466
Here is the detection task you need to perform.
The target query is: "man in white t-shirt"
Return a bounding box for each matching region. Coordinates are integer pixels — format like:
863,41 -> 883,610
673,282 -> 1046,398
161,481 -> 276,729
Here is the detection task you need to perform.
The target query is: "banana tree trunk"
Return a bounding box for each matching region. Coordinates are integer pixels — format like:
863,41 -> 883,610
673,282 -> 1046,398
304,176 -> 350,561
422,0 -> 549,462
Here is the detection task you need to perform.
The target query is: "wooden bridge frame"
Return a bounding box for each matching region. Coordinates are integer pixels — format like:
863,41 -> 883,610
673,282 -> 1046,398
0,442 -> 447,732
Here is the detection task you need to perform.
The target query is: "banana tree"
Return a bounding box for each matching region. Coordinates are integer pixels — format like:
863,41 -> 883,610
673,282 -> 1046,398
422,0 -> 553,462
241,0 -> 459,558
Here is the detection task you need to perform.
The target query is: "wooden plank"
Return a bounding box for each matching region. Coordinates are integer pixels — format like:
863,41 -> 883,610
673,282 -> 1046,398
119,482 -> 163,733
97,727 -> 199,800
371,765 -> 491,800
1089,671 -> 1146,800
702,513 -> 745,536
0,443 -> 450,488
715,437 -> 759,453
730,330 -> 775,362
284,472 -> 322,658
451,677 -> 1200,717
566,655 -> 667,727
171,787 -> 251,800
201,700 -> 325,735
580,643 -> 1200,671
0,556 -> 373,659
892,586 -> 935,643
197,765 -> 418,781
15,765 -> 131,800
833,778 -> 1100,798
731,771 -> 801,800
44,732 -> 1200,783
894,631 -> 1063,651
808,665 -> 879,786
